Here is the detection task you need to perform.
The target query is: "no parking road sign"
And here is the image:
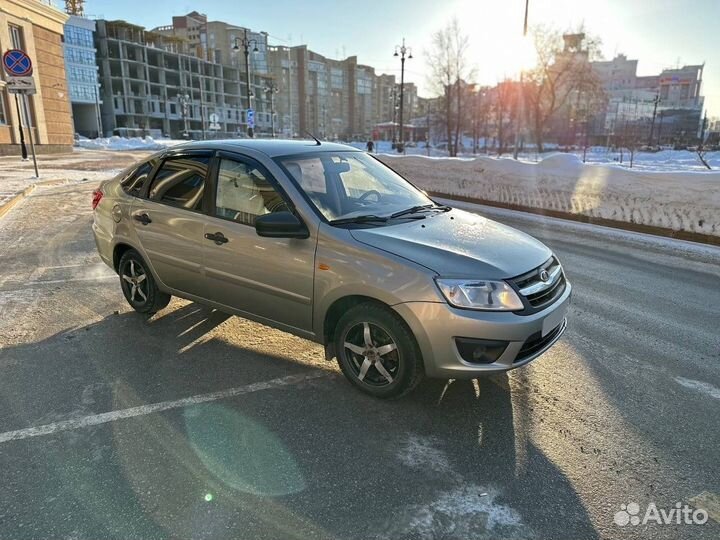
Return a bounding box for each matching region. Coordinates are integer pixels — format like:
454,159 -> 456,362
3,49 -> 36,94
3,49 -> 33,77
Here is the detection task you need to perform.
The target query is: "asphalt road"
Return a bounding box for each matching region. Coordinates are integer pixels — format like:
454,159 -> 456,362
0,182 -> 718,540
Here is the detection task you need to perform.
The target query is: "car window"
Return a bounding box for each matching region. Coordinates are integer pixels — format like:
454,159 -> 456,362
148,156 -> 210,211
279,152 -> 431,221
285,158 -> 326,194
215,158 -> 289,226
120,160 -> 155,197
337,157 -> 390,198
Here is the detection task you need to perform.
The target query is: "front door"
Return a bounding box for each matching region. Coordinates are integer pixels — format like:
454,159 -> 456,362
132,153 -> 211,297
202,153 -> 316,333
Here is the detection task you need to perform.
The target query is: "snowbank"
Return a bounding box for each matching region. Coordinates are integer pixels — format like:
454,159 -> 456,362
76,136 -> 184,151
355,141 -> 720,171
378,153 -> 720,237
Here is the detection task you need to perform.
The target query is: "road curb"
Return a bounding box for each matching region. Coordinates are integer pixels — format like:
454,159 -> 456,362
428,191 -> 720,247
0,178 -> 80,220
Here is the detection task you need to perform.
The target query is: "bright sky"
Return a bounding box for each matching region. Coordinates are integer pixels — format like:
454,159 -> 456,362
85,0 -> 720,115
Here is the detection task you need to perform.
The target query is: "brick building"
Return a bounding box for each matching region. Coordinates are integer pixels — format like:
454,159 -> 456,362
0,0 -> 74,154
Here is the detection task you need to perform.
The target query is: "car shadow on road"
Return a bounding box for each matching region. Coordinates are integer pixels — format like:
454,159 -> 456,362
0,303 -> 597,540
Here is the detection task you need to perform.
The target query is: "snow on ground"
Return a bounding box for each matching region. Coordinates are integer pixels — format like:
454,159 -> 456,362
380,433 -> 532,539
76,136 -> 185,151
378,152 -> 720,237
355,141 -> 720,172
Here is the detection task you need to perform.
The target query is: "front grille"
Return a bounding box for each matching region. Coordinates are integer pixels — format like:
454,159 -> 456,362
515,320 -> 565,363
510,256 -> 567,315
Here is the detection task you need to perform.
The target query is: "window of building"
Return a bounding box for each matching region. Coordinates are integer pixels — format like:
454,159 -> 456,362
0,95 -> 7,125
215,158 -> 288,225
9,24 -> 24,49
148,156 -> 210,210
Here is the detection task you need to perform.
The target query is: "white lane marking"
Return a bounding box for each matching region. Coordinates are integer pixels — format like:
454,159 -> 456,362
0,371 -> 328,444
674,377 -> 720,400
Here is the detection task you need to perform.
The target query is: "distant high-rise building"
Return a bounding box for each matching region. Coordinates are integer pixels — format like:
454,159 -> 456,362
63,14 -> 101,137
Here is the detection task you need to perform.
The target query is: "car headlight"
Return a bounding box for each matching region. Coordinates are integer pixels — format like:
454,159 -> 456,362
435,278 -> 524,311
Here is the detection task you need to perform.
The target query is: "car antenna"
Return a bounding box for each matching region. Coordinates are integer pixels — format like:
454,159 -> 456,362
305,131 -> 322,146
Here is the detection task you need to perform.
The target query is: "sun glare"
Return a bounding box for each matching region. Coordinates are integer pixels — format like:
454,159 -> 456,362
453,0 -> 569,83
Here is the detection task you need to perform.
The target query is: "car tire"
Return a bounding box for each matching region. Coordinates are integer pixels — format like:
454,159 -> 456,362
334,303 -> 424,399
118,249 -> 171,314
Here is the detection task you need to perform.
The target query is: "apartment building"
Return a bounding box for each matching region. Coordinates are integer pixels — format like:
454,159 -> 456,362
94,19 -> 274,139
266,45 -> 417,140
0,0 -> 73,154
592,54 -> 705,142
63,14 -> 101,137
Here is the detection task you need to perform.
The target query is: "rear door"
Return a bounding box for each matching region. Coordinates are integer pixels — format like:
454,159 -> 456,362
201,151 -> 316,332
131,152 -> 212,297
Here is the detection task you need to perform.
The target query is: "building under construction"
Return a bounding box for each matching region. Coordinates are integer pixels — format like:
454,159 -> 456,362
94,19 -> 274,139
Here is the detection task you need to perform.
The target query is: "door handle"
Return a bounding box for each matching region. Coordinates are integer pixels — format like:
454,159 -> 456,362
204,232 -> 229,245
133,213 -> 152,225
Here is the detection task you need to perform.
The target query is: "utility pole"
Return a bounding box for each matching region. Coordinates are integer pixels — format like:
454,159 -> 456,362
233,29 -> 259,138
656,110 -> 664,146
393,38 -> 412,153
265,81 -> 279,138
513,0 -> 530,159
13,95 -> 28,160
196,57 -> 206,140
700,111 -> 709,146
647,94 -> 660,147
426,101 -> 432,156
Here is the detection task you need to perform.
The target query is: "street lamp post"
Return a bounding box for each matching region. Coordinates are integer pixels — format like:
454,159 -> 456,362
265,82 -> 280,138
233,29 -> 259,138
648,94 -> 661,147
179,93 -> 190,138
393,39 -> 412,153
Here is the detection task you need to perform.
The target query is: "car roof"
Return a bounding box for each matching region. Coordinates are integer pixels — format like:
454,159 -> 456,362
164,139 -> 362,158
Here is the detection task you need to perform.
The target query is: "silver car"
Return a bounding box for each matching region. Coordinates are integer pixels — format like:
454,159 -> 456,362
92,140 -> 570,398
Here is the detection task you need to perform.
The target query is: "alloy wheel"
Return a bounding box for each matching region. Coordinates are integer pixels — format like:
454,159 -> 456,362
343,322 -> 399,387
122,259 -> 148,303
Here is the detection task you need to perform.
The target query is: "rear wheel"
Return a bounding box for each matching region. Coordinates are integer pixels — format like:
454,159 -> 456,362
334,303 -> 423,398
118,249 -> 170,314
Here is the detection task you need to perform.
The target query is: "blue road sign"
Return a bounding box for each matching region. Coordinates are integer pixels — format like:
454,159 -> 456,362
2,49 -> 33,77
247,108 -> 255,129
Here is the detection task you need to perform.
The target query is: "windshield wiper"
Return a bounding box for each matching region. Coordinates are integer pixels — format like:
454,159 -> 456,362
329,214 -> 388,225
390,204 -> 451,219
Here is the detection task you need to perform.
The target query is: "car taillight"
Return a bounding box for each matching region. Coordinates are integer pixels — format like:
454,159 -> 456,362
92,189 -> 103,210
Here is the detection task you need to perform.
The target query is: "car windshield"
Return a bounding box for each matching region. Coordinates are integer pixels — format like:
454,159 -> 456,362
277,152 -> 433,222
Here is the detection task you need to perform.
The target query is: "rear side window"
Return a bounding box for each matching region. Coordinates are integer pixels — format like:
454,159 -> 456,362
120,160 -> 155,197
148,156 -> 210,211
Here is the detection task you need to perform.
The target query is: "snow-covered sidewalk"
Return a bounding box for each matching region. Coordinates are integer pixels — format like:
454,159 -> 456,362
0,150 -> 151,215
378,153 -> 720,238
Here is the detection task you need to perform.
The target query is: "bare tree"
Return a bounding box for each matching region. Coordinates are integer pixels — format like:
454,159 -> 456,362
493,80 -> 516,156
524,26 -> 605,153
426,18 -> 474,156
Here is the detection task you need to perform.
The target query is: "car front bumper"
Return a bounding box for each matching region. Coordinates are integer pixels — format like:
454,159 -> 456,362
393,282 -> 571,378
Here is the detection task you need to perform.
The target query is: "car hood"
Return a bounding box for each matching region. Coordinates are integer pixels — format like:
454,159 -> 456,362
350,208 -> 552,279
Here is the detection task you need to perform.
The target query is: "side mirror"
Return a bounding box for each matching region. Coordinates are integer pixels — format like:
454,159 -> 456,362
255,211 -> 309,239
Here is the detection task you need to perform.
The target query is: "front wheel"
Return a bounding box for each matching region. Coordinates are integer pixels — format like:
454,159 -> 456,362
334,303 -> 424,398
118,249 -> 171,314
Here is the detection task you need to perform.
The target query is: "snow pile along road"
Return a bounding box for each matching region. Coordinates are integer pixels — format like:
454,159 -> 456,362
76,136 -> 184,151
379,153 -> 720,238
